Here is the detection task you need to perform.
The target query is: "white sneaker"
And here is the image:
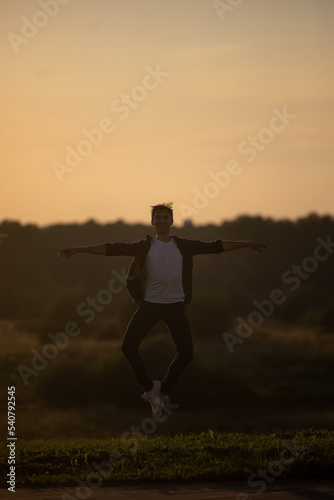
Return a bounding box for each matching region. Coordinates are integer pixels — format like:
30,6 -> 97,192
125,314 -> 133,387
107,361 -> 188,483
141,381 -> 163,417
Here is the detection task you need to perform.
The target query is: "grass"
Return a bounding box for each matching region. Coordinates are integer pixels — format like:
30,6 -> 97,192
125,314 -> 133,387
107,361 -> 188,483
0,428 -> 333,486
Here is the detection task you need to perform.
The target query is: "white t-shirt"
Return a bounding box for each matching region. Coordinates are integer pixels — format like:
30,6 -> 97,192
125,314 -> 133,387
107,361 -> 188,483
144,237 -> 185,303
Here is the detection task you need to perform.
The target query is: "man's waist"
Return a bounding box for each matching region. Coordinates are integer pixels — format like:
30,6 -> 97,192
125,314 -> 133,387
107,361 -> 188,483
142,300 -> 184,307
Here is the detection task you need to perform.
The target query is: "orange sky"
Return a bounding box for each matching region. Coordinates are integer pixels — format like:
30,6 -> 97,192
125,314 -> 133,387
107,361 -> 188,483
1,0 -> 333,226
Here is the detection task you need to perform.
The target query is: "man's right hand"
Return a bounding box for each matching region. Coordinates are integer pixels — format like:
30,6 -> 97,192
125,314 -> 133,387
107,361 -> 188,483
58,244 -> 107,258
57,247 -> 80,259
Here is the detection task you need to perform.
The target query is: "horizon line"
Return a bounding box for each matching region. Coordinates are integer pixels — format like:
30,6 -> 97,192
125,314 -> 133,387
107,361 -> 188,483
1,211 -> 334,229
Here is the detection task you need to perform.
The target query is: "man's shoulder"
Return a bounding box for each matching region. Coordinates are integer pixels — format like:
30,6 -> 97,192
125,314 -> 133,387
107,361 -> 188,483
105,234 -> 153,257
172,235 -> 199,244
130,234 -> 153,249
171,235 -> 198,248
171,235 -> 188,242
172,235 -> 223,254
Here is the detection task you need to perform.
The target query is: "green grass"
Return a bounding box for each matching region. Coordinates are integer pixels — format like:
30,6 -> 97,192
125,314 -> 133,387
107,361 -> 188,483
1,429 -> 333,486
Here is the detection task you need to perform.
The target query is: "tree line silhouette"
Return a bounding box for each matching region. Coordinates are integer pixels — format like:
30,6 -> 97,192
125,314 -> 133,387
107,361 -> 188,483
0,213 -> 333,338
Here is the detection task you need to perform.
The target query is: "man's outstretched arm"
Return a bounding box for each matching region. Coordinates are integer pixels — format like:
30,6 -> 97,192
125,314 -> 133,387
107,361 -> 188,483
221,240 -> 268,252
58,244 -> 107,258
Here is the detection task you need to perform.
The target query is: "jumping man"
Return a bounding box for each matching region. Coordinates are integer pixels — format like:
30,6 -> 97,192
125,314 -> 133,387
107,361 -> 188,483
58,203 -> 268,417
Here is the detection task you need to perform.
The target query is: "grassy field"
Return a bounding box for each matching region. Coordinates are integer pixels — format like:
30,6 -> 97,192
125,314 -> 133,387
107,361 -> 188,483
1,321 -> 333,491
0,429 -> 333,486
1,320 -> 334,439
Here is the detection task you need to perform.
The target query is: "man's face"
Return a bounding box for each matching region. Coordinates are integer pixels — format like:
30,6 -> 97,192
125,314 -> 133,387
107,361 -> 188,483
152,209 -> 172,233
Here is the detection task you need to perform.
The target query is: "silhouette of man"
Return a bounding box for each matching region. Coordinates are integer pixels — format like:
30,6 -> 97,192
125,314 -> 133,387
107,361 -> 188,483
58,202 -> 268,416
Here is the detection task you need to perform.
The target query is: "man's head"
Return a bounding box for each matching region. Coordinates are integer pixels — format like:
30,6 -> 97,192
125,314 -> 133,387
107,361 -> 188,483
150,202 -> 174,225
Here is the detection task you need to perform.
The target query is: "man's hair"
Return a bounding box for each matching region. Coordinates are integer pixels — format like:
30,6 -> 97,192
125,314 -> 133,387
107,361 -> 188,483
150,202 -> 173,224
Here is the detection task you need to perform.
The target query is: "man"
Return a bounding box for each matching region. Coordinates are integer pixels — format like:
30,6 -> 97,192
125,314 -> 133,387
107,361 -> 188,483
58,203 -> 268,417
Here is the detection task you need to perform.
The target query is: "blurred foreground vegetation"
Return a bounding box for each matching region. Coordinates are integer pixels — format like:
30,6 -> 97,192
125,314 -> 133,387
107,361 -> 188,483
0,429 -> 333,485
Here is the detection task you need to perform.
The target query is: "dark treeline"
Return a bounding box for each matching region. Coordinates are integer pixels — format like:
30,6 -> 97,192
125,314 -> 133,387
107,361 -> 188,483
0,213 -> 334,340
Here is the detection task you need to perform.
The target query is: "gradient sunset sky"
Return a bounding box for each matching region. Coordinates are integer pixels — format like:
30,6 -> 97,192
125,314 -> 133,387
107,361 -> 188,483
1,0 -> 333,226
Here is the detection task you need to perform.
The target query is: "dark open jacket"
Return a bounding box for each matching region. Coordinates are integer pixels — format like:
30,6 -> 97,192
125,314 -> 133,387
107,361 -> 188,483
105,235 -> 224,306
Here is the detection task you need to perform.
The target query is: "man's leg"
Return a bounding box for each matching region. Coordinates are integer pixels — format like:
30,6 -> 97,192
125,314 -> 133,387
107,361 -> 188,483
121,303 -> 157,392
160,303 -> 194,395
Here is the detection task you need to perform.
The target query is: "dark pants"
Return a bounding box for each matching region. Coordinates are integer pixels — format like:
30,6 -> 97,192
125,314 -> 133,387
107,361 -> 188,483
121,301 -> 193,394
